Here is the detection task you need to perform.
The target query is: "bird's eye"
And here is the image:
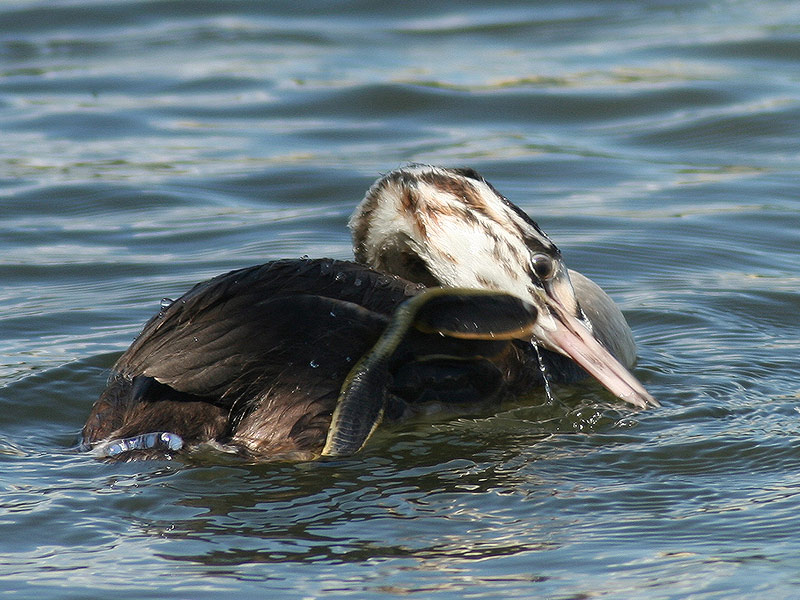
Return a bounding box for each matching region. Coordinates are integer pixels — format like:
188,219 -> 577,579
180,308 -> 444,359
531,254 -> 556,280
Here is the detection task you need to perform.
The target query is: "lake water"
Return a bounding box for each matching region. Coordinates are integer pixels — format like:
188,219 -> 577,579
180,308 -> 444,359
2,1 -> 799,598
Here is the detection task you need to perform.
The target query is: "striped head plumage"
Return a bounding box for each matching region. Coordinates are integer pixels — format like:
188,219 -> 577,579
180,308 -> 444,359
350,164 -> 657,409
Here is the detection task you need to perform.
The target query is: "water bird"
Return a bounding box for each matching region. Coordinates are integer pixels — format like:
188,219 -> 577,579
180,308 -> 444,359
81,165 -> 656,460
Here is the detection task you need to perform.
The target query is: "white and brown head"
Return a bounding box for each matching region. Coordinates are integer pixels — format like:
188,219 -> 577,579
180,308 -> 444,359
350,164 -> 656,408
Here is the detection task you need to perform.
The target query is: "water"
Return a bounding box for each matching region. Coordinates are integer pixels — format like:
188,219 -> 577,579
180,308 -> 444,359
1,0 -> 799,597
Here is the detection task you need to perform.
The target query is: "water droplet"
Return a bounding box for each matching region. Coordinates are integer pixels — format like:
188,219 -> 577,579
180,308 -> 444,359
160,297 -> 174,310
309,360 -> 319,368
345,356 -> 352,363
329,310 -> 336,318
320,260 -> 333,275
353,278 -> 362,287
301,254 -> 309,260
532,342 -> 557,404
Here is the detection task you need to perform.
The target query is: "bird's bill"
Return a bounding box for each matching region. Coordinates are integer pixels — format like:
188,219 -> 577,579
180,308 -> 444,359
534,301 -> 658,409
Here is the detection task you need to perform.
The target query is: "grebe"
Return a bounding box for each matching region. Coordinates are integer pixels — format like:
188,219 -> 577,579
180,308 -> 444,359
81,165 -> 656,460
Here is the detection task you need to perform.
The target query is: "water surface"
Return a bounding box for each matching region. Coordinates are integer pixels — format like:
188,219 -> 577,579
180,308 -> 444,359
1,1 -> 799,598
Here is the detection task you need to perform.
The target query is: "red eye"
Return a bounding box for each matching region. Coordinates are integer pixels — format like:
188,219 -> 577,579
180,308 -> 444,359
531,254 -> 556,280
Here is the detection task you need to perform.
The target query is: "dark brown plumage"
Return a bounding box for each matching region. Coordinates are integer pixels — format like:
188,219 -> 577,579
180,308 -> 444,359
82,258 -> 543,458
84,260 -> 406,456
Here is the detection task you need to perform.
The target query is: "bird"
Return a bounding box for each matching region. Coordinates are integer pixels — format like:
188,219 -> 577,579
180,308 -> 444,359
81,164 -> 656,461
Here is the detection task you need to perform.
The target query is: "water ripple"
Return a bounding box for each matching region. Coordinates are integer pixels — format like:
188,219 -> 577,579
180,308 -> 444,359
2,0 -> 800,598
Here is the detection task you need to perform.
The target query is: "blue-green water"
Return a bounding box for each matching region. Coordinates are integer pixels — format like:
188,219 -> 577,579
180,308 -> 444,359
2,1 -> 799,598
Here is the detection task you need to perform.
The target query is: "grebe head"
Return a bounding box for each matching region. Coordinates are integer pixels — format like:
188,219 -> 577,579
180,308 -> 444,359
350,164 -> 656,408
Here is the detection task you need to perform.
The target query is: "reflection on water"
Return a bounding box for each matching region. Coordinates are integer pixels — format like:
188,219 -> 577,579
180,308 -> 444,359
2,0 -> 800,598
